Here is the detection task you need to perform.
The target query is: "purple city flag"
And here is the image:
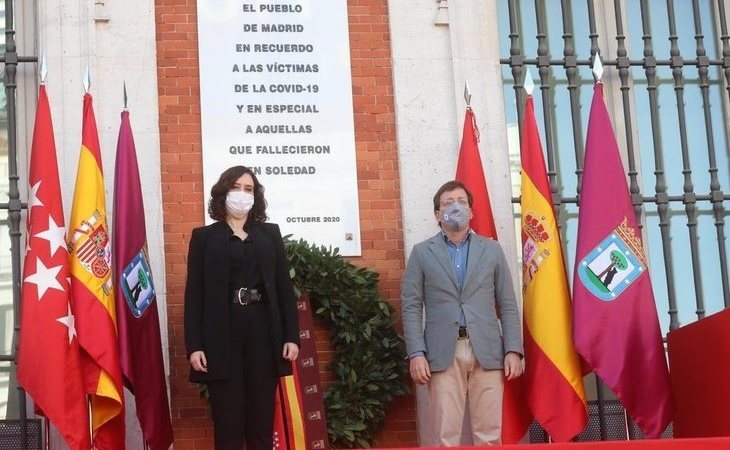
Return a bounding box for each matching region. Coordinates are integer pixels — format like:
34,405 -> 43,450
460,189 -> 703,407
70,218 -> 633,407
113,109 -> 174,450
572,82 -> 674,438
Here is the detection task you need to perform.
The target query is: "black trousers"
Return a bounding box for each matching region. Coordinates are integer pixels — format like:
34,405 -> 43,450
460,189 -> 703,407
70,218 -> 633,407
207,302 -> 278,450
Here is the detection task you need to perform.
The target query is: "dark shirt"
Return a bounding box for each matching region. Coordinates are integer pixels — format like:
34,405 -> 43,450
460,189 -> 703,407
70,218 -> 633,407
227,223 -> 263,292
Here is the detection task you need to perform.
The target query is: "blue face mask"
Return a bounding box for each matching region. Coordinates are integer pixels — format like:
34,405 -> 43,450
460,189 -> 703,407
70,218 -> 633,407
440,202 -> 470,231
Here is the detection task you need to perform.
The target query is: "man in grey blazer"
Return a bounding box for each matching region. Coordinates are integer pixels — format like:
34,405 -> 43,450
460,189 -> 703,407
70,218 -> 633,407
401,180 -> 523,446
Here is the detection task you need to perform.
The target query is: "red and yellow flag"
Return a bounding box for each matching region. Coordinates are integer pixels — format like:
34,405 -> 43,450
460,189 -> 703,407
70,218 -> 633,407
520,95 -> 587,441
68,93 -> 125,449
273,366 -> 308,450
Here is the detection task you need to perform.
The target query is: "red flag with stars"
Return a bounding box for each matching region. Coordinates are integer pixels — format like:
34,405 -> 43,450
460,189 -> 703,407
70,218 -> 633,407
17,84 -> 91,449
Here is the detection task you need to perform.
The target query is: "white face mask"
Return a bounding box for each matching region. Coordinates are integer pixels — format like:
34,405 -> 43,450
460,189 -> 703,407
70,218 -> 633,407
225,191 -> 255,219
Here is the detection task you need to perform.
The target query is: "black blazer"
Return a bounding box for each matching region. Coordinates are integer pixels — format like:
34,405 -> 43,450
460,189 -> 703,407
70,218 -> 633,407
184,221 -> 300,382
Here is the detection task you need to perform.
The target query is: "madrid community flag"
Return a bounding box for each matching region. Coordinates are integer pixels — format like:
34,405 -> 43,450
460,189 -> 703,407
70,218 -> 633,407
520,94 -> 587,441
573,82 -> 674,437
68,93 -> 125,449
454,107 -> 532,443
17,85 -> 91,450
113,110 -> 173,450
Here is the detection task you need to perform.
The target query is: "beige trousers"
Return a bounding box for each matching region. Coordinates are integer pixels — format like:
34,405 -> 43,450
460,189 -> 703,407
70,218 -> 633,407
428,338 -> 504,446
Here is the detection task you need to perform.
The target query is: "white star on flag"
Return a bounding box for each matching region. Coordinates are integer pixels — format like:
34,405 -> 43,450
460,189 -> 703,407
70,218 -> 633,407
56,303 -> 77,344
29,180 -> 44,212
24,258 -> 63,300
33,216 -> 67,256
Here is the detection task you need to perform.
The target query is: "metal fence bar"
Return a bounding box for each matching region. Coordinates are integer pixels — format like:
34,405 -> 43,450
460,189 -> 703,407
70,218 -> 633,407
3,0 -> 28,447
2,0 -> 40,448
507,57 -> 730,66
613,0 -> 644,226
667,0 -> 705,321
534,0 -> 560,217
561,0 -> 586,198
693,0 -> 730,308
507,0 -> 525,136
510,193 -> 730,205
584,2 -> 611,437
640,0 -> 679,331
587,0 -> 600,61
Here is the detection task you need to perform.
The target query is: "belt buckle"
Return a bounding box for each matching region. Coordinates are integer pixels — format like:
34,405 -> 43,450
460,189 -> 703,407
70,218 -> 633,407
237,287 -> 249,306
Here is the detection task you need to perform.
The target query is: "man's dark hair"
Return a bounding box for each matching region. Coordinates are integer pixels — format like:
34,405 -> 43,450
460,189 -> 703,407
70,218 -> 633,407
432,180 -> 474,211
208,165 -> 268,224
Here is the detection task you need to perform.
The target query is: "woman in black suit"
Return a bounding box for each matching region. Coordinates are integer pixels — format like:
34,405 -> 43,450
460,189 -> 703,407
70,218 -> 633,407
184,166 -> 300,450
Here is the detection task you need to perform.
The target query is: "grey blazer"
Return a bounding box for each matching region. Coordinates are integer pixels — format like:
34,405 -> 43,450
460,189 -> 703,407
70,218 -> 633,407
401,231 -> 522,371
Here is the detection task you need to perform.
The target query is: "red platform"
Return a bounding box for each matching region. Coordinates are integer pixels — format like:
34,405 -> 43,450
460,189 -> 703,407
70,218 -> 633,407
668,308 -> 730,438
380,437 -> 730,450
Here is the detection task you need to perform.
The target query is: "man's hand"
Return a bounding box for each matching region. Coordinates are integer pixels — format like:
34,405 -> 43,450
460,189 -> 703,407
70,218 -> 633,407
504,352 -> 523,380
190,351 -> 208,372
409,355 -> 431,385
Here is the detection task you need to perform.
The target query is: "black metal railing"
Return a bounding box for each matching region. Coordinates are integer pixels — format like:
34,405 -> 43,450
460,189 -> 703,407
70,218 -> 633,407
500,0 -> 730,442
0,0 -> 37,448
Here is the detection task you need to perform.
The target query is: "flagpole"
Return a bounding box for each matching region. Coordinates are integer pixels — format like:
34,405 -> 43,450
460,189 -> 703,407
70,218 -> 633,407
463,80 -> 471,108
83,66 -> 90,94
39,53 -> 49,450
44,419 -> 50,450
523,69 -> 549,444
590,54 -> 610,442
82,65 -> 96,445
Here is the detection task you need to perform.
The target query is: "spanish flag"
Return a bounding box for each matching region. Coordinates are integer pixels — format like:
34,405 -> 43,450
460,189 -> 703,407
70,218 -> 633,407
68,93 -> 125,449
520,94 -> 587,441
273,366 -> 308,450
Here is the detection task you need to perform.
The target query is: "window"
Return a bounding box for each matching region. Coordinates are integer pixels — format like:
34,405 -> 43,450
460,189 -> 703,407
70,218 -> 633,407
498,0 -> 730,440
498,0 -> 730,337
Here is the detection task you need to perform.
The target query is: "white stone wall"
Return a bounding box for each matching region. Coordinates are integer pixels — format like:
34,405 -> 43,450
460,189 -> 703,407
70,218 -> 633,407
388,0 -> 520,445
389,0 -> 519,272
24,1 -> 164,447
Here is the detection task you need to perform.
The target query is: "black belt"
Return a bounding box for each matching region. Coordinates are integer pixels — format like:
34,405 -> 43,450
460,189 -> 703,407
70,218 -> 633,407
231,287 -> 264,306
458,326 -> 469,339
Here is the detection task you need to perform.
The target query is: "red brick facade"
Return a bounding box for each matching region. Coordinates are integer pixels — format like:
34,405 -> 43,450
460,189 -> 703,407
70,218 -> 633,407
155,0 -> 415,448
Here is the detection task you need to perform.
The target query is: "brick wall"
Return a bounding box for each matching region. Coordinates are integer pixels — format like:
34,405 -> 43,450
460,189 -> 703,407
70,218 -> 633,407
155,0 -> 415,448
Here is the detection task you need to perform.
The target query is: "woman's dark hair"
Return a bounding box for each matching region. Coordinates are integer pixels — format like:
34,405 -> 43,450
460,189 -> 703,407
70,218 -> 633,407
208,166 -> 268,224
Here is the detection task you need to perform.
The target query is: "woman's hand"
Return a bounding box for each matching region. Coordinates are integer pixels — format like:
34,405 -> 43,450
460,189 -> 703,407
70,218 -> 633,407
282,342 -> 299,361
190,350 -> 208,372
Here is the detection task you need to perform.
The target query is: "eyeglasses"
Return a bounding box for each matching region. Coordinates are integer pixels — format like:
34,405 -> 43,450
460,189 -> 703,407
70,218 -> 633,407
439,199 -> 469,208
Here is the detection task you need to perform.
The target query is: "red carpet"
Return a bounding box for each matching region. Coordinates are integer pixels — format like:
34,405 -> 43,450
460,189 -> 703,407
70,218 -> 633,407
382,437 -> 730,450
